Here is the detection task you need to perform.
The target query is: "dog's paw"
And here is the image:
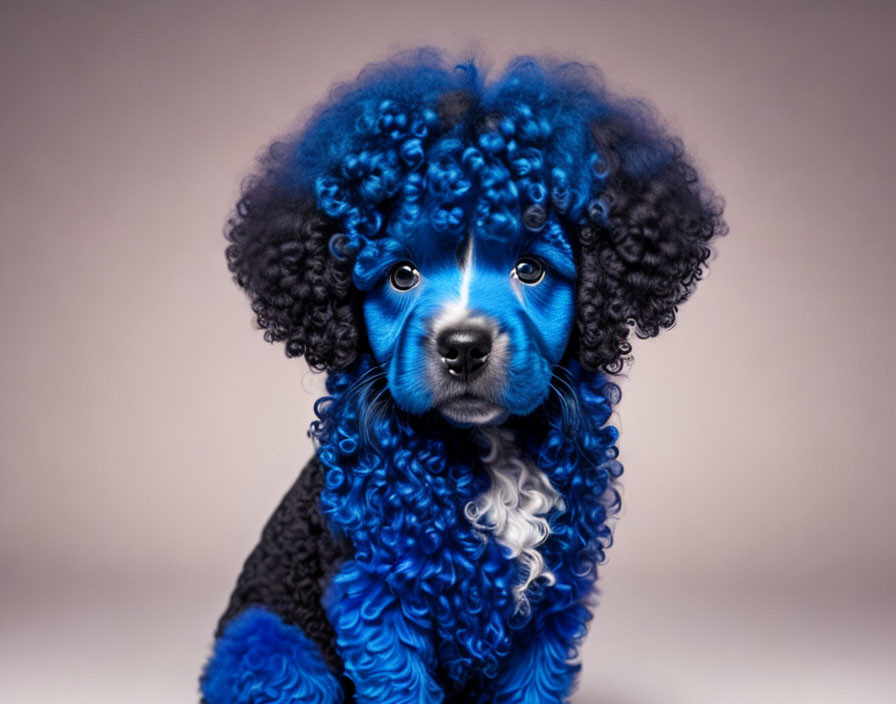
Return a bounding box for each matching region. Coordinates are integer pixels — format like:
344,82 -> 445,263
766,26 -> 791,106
200,607 -> 343,704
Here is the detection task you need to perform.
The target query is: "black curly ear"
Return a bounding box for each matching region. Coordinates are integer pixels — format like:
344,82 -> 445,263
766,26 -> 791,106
575,113 -> 726,374
225,152 -> 362,372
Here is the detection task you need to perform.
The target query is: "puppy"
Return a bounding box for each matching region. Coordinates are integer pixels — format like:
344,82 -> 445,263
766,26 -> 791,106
200,49 -> 725,704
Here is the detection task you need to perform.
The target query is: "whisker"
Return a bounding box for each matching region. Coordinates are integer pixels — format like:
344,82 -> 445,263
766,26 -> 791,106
548,381 -> 576,429
547,369 -> 611,474
549,372 -> 582,433
356,371 -> 391,448
342,364 -> 386,400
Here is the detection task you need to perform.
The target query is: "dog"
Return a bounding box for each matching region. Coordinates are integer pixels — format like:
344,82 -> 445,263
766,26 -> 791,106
200,48 -> 725,704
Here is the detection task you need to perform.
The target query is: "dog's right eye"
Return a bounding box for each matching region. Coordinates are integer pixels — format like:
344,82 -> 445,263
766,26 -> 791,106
389,262 -> 421,291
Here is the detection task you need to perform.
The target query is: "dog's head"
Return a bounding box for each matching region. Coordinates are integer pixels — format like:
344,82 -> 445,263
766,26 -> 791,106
357,180 -> 576,425
226,50 -> 725,425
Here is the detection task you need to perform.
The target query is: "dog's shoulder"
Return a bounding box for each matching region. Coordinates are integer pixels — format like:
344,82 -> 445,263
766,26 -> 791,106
216,456 -> 353,673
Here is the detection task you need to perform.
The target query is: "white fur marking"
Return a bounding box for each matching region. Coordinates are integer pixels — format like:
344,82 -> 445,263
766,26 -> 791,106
459,236 -> 474,308
465,427 -> 565,613
433,236 -> 475,325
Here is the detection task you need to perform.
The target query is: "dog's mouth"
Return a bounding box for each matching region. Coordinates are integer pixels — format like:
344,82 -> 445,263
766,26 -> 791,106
438,394 -> 507,426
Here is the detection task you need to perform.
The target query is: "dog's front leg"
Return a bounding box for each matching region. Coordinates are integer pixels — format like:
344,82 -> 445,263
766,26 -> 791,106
327,560 -> 444,704
490,604 -> 589,704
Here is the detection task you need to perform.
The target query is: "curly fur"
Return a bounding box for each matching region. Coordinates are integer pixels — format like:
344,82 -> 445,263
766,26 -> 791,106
465,425 -> 566,613
213,457 -> 352,677
224,47 -> 725,375
313,357 -> 621,699
203,47 -> 726,704
226,193 -> 359,371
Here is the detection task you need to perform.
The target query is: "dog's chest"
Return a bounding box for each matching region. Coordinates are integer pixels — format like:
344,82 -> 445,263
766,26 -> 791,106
336,430 -> 566,673
368,428 -> 563,590
318,424 -> 577,679
431,435 -> 568,680
463,426 -> 565,604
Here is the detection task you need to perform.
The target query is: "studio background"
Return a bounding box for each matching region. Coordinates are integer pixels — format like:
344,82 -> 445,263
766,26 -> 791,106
1,1 -> 894,702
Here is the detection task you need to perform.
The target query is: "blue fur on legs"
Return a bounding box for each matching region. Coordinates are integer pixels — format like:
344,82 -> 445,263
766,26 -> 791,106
200,607 -> 343,704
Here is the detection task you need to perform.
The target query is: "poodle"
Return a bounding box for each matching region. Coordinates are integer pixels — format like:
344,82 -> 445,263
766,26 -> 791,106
199,48 -> 726,704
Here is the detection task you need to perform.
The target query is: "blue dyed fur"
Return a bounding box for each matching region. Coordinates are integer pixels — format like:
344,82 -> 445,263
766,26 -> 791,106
204,46 -> 724,704
201,607 -> 343,704
313,357 -> 621,703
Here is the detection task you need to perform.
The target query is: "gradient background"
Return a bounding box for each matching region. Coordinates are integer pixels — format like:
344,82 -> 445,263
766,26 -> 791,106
2,1 -> 894,702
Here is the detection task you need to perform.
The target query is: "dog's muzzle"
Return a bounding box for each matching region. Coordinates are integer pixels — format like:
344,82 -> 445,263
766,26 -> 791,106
428,312 -> 508,426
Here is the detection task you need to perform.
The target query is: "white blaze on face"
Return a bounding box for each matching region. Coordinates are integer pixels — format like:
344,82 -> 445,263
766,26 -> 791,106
430,235 -> 475,337
458,235 -> 474,309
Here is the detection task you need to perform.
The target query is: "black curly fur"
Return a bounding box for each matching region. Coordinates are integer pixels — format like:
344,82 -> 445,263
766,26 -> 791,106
573,120 -> 726,373
211,52 -> 727,704
217,457 -> 354,680
225,164 -> 362,372
225,109 -> 724,378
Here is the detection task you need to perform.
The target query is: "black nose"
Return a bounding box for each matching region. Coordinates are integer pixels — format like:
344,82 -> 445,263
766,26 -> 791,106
437,327 -> 492,380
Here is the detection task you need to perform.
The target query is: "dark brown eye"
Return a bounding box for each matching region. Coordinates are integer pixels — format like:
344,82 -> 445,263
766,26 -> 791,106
389,261 -> 421,291
513,257 -> 545,285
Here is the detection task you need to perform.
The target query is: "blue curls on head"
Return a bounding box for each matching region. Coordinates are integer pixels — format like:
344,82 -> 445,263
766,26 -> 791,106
277,48 -> 634,267
226,47 -> 725,374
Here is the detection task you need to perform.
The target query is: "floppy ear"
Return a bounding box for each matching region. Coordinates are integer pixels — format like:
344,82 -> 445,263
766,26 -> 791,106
225,145 -> 363,372
574,110 -> 726,374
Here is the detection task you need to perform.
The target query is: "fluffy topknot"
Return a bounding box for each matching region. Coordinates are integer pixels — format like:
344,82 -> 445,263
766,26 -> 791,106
225,47 -> 726,373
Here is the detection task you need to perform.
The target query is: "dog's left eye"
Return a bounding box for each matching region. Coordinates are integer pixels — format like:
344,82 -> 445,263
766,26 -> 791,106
389,261 -> 421,291
512,257 -> 545,285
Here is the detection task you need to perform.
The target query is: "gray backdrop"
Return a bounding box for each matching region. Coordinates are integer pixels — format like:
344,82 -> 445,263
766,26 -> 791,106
2,1 -> 894,702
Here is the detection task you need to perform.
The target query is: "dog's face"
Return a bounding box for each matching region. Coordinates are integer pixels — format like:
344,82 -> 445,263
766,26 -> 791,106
361,217 -> 575,424
224,55 -> 725,417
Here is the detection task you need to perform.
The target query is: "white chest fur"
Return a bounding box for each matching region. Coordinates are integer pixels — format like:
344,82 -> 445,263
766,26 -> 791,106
464,426 -> 566,612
